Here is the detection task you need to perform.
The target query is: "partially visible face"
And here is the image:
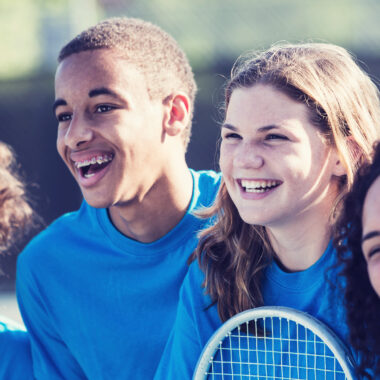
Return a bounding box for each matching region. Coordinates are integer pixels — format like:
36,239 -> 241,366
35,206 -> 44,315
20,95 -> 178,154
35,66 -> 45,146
361,175 -> 380,297
219,84 -> 342,229
55,49 -> 168,209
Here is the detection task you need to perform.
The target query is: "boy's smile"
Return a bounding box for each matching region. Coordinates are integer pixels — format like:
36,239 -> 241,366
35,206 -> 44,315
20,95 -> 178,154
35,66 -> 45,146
71,151 -> 114,186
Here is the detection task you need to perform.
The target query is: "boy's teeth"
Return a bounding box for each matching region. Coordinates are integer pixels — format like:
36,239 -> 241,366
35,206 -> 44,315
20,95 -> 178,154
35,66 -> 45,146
75,154 -> 113,168
84,173 -> 95,178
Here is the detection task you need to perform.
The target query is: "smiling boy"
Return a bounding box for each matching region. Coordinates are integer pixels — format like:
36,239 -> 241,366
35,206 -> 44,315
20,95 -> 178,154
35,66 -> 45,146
16,18 -> 220,379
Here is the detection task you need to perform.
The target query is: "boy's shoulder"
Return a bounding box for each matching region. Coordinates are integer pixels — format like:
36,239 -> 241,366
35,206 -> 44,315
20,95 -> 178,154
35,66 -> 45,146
18,201 -> 94,262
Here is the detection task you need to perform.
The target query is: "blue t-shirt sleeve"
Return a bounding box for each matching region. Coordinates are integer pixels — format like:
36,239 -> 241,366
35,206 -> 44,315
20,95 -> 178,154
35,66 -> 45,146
154,261 -> 221,380
0,326 -> 33,380
16,244 -> 86,380
154,282 -> 202,379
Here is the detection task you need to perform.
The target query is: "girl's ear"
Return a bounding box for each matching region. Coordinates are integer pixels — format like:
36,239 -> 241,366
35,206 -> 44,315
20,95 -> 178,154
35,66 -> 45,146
332,136 -> 361,177
332,154 -> 347,177
162,93 -> 190,137
347,135 -> 363,165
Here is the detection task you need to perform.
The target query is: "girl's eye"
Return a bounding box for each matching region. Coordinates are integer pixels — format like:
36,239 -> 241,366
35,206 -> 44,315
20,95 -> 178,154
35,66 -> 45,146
95,105 -> 114,113
368,246 -> 380,259
223,132 -> 242,140
56,113 -> 72,122
265,133 -> 288,140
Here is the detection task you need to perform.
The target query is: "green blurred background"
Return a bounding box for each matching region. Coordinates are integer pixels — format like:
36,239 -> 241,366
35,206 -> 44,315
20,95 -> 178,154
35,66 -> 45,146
1,0 -> 380,289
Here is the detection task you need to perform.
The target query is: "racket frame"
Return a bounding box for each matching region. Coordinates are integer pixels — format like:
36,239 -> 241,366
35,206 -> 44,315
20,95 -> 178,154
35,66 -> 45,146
193,306 -> 356,380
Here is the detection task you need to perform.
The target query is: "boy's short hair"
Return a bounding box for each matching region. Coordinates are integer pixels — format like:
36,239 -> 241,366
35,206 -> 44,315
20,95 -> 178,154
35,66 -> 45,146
58,17 -> 197,147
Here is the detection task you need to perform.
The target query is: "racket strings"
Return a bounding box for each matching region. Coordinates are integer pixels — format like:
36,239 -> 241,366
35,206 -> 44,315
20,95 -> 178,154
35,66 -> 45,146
205,316 -> 348,379
238,319 -> 265,337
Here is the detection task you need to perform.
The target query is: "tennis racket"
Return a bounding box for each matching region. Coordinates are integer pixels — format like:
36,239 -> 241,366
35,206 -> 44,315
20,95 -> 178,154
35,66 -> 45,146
193,306 -> 356,380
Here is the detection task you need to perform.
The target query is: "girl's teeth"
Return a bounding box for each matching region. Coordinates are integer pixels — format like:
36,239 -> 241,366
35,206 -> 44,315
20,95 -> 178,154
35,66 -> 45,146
246,188 -> 267,193
241,179 -> 279,191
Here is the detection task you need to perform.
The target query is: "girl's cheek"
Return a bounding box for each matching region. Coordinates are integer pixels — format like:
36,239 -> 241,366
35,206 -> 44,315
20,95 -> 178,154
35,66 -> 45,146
368,259 -> 380,297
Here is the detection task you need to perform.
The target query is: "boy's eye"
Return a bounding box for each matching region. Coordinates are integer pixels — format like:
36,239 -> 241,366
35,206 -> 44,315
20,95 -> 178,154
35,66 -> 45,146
95,105 -> 114,113
56,113 -> 72,122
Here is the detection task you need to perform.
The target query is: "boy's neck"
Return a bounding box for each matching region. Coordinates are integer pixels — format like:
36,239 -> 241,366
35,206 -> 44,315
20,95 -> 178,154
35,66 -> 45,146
108,163 -> 193,243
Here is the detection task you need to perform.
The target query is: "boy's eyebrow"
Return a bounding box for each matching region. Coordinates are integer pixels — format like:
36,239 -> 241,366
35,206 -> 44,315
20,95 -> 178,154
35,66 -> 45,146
52,99 -> 67,113
88,87 -> 120,99
362,230 -> 380,244
53,87 -> 124,114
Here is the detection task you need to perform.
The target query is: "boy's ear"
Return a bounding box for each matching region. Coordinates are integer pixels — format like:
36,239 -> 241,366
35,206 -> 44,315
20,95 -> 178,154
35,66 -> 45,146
162,93 -> 190,137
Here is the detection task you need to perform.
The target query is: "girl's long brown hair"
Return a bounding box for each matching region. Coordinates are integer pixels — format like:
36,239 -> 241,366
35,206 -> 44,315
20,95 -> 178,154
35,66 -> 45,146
190,43 -> 380,323
334,142 -> 380,378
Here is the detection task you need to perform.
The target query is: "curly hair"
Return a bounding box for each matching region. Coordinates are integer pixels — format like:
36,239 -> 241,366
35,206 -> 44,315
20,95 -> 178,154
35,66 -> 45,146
58,17 -> 196,147
0,142 -> 34,257
334,141 -> 380,378
191,42 -> 380,326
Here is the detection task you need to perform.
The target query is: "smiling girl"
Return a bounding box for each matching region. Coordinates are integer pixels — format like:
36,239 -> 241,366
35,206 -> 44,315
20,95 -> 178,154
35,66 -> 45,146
335,141 -> 380,377
154,43 -> 380,379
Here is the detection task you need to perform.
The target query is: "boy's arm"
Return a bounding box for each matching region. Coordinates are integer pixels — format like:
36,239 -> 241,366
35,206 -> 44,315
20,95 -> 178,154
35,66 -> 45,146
16,252 -> 86,380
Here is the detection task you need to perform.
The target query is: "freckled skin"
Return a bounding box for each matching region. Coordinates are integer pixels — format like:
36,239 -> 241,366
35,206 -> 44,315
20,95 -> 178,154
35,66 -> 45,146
220,84 -> 342,230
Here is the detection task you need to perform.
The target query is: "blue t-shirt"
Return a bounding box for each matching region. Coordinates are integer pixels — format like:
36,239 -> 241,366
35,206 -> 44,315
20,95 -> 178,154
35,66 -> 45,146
154,242 -> 354,379
0,317 -> 33,379
16,169 -> 221,380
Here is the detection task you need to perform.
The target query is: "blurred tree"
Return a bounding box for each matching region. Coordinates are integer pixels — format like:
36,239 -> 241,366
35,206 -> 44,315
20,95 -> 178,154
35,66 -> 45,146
0,0 -> 40,78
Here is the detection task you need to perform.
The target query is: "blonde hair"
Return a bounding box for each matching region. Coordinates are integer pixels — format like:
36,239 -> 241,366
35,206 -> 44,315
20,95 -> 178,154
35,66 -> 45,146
193,42 -> 380,323
0,142 -> 34,254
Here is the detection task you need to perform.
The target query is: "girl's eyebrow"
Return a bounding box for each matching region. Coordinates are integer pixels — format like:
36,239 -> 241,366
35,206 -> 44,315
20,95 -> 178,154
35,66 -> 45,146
362,230 -> 380,243
221,123 -> 237,131
221,123 -> 280,132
